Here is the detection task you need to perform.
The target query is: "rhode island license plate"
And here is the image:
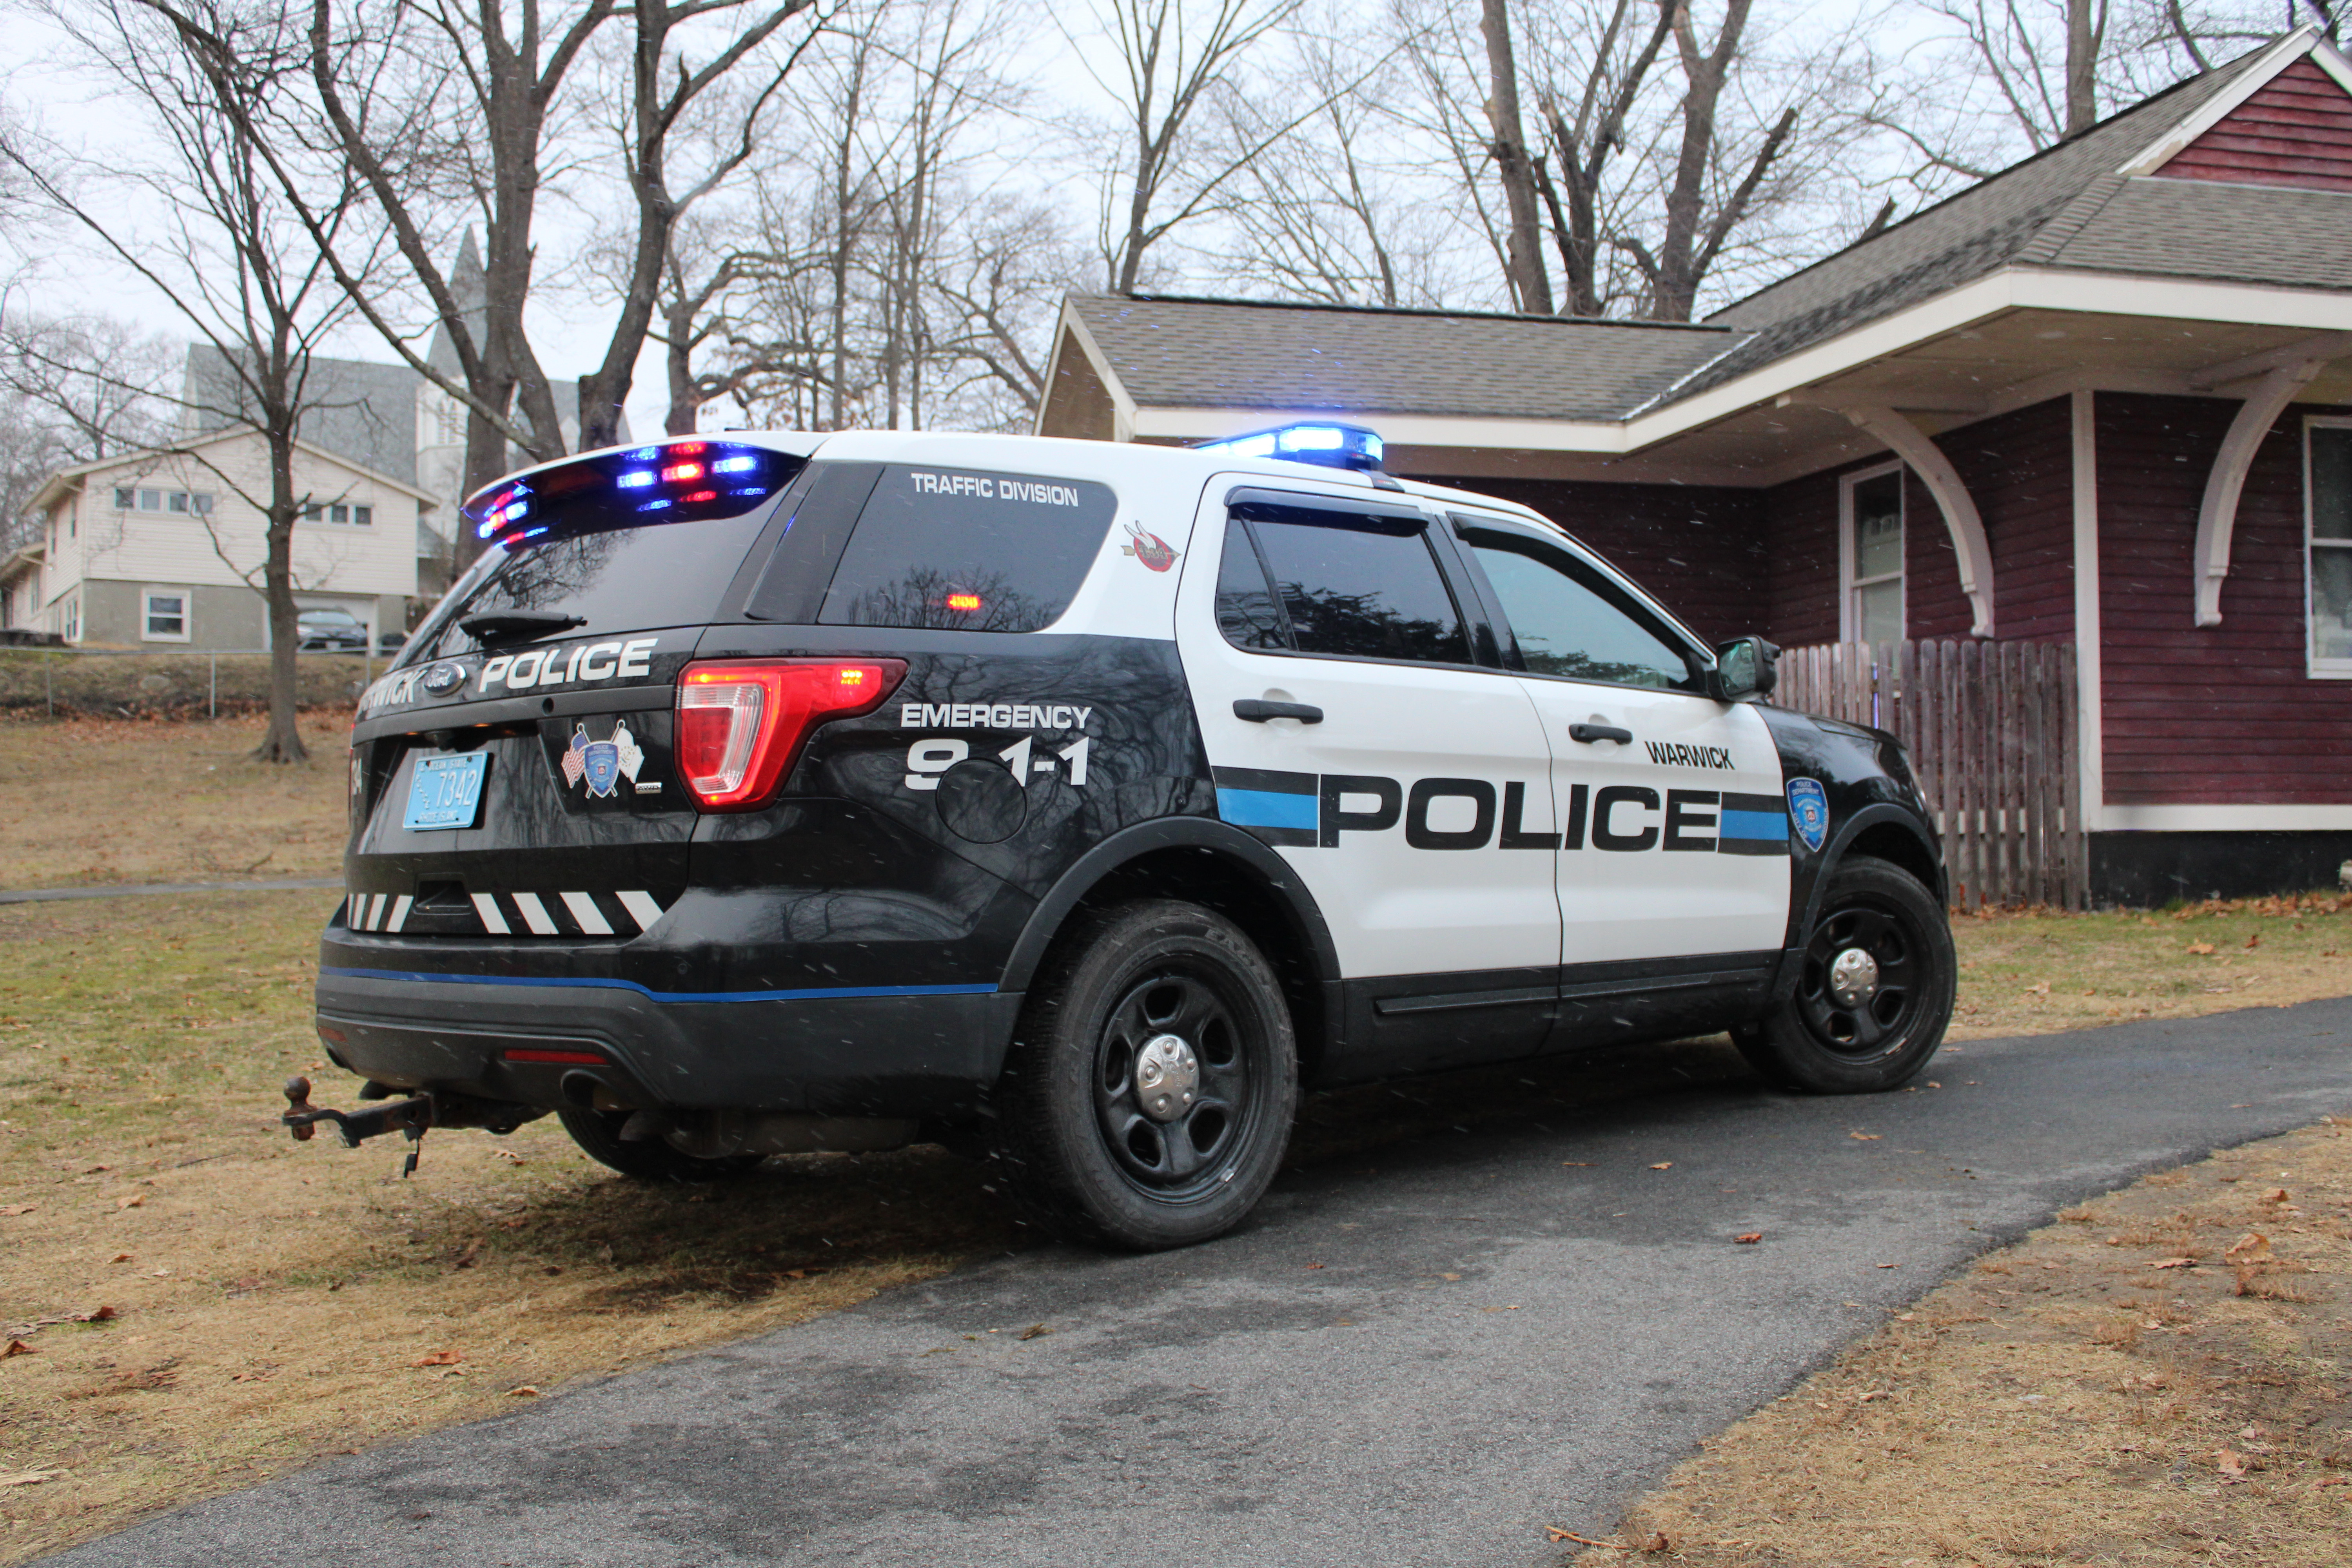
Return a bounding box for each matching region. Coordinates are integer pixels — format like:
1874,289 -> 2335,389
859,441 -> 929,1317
403,752 -> 487,831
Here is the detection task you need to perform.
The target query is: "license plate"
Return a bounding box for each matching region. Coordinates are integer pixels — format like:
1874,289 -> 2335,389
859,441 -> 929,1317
403,752 -> 487,831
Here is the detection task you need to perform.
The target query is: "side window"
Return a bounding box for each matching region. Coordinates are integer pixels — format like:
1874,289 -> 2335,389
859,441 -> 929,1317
1457,522 -> 1697,691
818,464 -> 1118,633
1227,503 -> 1470,665
1214,518 -> 1288,651
2310,420 -> 2352,672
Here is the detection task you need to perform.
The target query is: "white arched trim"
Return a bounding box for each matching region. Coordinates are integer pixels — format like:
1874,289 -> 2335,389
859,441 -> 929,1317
2191,360 -> 2324,627
1839,403 -> 1995,637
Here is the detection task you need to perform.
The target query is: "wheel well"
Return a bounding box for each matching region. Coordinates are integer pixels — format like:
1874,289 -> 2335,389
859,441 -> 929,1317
1058,847 -> 1330,1078
1842,822 -> 1944,904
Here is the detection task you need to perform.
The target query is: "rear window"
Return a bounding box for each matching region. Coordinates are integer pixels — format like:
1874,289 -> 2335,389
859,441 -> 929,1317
815,464 -> 1118,633
419,443 -> 806,656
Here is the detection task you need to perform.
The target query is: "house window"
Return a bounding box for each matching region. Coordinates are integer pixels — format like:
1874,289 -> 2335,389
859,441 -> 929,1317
142,589 -> 191,642
1843,464 -> 1905,648
117,487 -> 214,515
305,501 -> 374,526
62,595 -> 80,642
2307,418 -> 2352,675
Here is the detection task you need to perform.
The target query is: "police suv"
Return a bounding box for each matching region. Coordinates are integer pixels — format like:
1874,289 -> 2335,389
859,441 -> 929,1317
307,423 -> 1954,1249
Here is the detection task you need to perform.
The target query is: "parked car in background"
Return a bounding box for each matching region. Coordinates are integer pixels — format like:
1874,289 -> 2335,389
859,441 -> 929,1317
297,608 -> 369,651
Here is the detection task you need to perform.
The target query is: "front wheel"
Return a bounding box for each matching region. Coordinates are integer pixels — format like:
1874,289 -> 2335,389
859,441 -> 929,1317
1735,858 -> 1955,1094
991,900 -> 1298,1250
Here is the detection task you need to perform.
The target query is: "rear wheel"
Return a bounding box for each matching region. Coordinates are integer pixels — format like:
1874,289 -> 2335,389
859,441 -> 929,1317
1735,858 -> 1954,1094
992,900 -> 1297,1250
556,1107 -> 765,1183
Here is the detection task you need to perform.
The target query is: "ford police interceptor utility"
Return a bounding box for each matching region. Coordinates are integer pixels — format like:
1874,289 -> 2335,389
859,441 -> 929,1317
289,422 -> 1954,1250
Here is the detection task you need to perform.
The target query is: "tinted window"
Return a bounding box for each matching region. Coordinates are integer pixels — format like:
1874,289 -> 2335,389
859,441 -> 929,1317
1460,524 -> 1695,690
1239,507 -> 1468,664
1215,518 -> 1287,651
819,464 -> 1118,633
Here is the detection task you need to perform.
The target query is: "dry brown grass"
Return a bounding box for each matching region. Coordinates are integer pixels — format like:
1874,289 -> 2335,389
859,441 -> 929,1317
1565,1118 -> 2352,1566
0,892 -> 1014,1563
0,713 -> 352,888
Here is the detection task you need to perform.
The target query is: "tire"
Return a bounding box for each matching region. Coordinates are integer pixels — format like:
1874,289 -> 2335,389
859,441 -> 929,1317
1735,858 -> 1955,1094
556,1107 -> 765,1183
991,899 -> 1298,1250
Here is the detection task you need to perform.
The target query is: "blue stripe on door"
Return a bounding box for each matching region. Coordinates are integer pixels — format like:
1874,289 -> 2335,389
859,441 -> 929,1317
1717,808 -> 1788,841
1215,788 -> 1319,830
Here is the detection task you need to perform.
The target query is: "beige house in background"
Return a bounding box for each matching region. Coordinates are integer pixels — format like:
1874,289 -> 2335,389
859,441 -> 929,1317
8,428 -> 434,649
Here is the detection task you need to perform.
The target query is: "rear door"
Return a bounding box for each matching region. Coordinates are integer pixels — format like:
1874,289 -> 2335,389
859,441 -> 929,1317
1178,482 -> 1561,1072
344,441 -> 810,939
1444,513 -> 1790,980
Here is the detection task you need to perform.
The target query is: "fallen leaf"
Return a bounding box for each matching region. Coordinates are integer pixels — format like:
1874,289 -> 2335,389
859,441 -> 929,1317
412,1350 -> 461,1367
0,1471 -> 62,1487
2022,980 -> 2050,996
74,1305 -> 115,1323
1304,1262 -> 1325,1270
1876,1262 -> 1898,1269
1850,1132 -> 1882,1141
114,1194 -> 144,1210
2187,942 -> 2216,955
1440,1272 -> 1461,1281
1733,1232 -> 1763,1244
109,1253 -> 132,1264
2,1339 -> 33,1357
0,1203 -> 35,1216
2224,1232 -> 2273,1264
492,1149 -> 524,1163
2260,1187 -> 2290,1204
2245,931 -> 2261,949
2151,1256 -> 2197,1269
1857,1389 -> 1889,1402
2216,1448 -> 2247,1481
1017,1323 -> 1050,1341
1648,1161 -> 1673,1171
451,1240 -> 482,1269
506,1385 -> 540,1398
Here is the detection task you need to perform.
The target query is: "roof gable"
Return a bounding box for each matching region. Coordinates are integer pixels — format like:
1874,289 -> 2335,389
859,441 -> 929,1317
2153,54 -> 2352,192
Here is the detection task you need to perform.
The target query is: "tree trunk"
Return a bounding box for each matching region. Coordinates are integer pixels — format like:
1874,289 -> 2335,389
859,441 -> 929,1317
665,289 -> 701,436
1479,0 -> 1553,314
2064,0 -> 2100,138
253,432 -> 307,764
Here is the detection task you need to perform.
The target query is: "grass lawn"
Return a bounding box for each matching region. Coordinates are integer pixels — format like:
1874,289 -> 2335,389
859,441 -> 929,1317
5,716 -> 2352,1562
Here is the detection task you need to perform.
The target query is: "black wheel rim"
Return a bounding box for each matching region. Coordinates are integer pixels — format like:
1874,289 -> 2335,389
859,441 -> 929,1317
1796,897 -> 1926,1060
1092,967 -> 1257,1198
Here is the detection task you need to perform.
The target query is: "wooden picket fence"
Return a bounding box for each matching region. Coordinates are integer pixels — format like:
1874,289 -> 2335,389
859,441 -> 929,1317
1776,641 -> 2086,910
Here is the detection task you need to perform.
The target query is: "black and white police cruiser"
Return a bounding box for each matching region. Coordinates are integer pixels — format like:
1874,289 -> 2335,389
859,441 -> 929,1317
294,422 -> 1954,1249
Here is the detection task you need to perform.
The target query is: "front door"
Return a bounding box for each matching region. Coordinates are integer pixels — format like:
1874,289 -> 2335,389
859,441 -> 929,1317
1443,514 -> 1791,984
1178,482 -> 1562,1072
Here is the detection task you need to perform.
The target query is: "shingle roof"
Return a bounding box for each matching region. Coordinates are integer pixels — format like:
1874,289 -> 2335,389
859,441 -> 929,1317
1677,40 -> 2286,402
2034,176 -> 2352,289
1069,294 -> 1742,423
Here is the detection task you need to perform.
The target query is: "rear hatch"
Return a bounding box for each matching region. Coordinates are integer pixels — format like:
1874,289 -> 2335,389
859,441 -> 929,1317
343,438 -> 814,938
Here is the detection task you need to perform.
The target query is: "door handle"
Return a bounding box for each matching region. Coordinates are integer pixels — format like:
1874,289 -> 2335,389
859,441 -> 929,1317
1569,722 -> 1632,745
1234,699 -> 1324,724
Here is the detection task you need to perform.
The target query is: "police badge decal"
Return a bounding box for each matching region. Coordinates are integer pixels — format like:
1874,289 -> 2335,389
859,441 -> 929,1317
562,721 -> 644,799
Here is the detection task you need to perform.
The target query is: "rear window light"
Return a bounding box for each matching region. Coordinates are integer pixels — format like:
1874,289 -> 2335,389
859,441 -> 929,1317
675,659 -> 906,811
460,438 -> 798,547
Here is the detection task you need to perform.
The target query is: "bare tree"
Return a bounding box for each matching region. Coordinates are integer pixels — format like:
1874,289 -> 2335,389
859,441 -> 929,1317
1531,0 -> 1673,316
1479,0 -> 1553,312
11,0 -> 373,762
1072,0 -> 1310,292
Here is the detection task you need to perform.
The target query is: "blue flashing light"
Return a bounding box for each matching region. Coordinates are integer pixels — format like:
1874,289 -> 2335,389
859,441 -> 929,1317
711,454 -> 759,475
517,526 -> 549,540
628,446 -> 660,461
501,500 -> 530,522
729,486 -> 768,498
615,469 -> 655,489
475,518 -> 499,539
1195,421 -> 1386,473
637,497 -> 674,513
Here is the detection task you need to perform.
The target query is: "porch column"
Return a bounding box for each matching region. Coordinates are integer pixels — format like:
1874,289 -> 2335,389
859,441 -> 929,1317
1838,403 -> 1994,637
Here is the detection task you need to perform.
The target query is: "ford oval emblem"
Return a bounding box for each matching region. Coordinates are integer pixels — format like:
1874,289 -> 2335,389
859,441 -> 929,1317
421,661 -> 465,696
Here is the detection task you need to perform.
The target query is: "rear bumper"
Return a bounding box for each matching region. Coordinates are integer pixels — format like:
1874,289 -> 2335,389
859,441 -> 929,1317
314,966 -> 1024,1118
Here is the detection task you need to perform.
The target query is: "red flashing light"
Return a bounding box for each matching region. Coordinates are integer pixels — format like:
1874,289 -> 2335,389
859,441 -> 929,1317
661,462 -> 704,483
946,593 -> 983,612
683,489 -> 717,503
501,1047 -> 609,1065
675,659 -> 907,811
666,441 -> 708,456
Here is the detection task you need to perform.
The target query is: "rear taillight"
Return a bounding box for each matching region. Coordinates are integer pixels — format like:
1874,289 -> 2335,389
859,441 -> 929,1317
675,659 -> 906,811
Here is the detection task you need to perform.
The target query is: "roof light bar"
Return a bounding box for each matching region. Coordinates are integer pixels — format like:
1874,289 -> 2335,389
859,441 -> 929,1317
1194,422 -> 1385,473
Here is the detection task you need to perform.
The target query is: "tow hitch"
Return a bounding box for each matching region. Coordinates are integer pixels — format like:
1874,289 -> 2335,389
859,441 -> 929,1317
282,1076 -> 435,1175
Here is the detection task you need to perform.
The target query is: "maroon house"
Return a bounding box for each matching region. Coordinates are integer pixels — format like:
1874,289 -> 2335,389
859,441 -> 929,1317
1036,26 -> 2352,906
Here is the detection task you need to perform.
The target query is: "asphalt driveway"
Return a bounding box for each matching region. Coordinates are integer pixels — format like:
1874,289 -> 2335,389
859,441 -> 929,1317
40,1001 -> 2352,1567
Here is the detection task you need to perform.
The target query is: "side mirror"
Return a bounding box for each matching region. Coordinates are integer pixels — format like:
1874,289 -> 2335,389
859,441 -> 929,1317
1709,636 -> 1779,702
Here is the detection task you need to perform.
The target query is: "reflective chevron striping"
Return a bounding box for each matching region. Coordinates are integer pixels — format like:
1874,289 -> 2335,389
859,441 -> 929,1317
350,888 -> 670,936
386,895 -> 413,933
470,892 -> 510,935
561,890 -> 613,936
510,892 -> 559,935
615,889 -> 666,931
